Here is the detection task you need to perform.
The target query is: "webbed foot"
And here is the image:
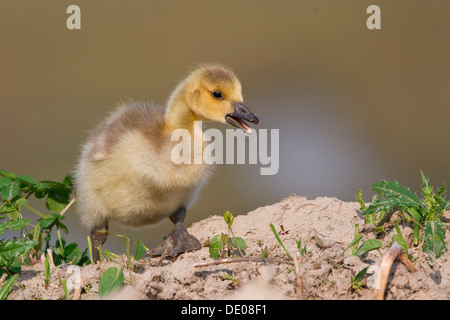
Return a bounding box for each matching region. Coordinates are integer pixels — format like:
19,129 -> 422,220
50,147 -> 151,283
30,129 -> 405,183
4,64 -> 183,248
146,223 -> 201,258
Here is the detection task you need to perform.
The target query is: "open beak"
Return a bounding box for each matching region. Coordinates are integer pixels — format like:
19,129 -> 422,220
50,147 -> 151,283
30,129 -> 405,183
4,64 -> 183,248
225,102 -> 259,134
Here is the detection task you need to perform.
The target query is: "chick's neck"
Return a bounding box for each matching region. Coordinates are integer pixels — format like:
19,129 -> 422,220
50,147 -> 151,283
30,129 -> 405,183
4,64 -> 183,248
164,84 -> 202,133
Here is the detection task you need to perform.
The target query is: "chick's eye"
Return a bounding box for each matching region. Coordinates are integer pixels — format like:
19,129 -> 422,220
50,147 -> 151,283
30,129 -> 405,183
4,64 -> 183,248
212,91 -> 223,100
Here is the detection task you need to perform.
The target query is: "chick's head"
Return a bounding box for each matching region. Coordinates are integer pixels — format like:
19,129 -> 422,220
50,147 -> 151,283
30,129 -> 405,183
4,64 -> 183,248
184,64 -> 259,133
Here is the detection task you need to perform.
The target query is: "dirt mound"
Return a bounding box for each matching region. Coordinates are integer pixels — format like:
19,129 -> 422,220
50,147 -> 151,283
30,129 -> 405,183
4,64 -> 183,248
7,196 -> 450,300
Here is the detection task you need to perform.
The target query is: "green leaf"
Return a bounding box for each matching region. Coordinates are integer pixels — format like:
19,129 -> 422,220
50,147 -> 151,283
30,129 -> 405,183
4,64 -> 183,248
392,222 -> 408,254
354,239 -> 383,257
44,254 -> 50,288
15,198 -> 27,206
98,267 -> 124,298
134,235 -> 145,260
223,211 -> 234,227
363,198 -> 399,216
220,233 -> 229,244
1,218 -> 31,234
0,177 -> 13,189
103,250 -> 120,261
46,191 -> 70,212
343,224 -> 363,255
1,180 -> 20,200
444,201 -> 450,210
230,237 -> 246,250
222,273 -> 238,284
6,258 -> 21,274
0,240 -> 37,265
354,188 -> 366,211
372,180 -> 421,206
260,246 -> 268,259
0,274 -> 19,300
32,223 -> 42,242
420,170 -> 431,195
423,220 -> 446,259
0,202 -> 16,214
63,173 -> 75,188
407,207 -> 421,222
61,279 -> 69,300
0,170 -> 18,179
18,175 -> 38,189
393,234 -> 408,254
34,183 -> 48,199
37,180 -> 72,204
353,266 -> 369,284
0,222 -> 8,235
209,235 -> 223,258
269,224 -> 291,260
6,219 -> 31,231
62,243 -> 82,265
39,214 -> 68,233
364,179 -> 422,217
6,209 -> 20,221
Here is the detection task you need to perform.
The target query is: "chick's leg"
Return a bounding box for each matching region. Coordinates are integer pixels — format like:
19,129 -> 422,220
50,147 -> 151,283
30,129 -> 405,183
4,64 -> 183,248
90,221 -> 108,263
147,206 -> 201,258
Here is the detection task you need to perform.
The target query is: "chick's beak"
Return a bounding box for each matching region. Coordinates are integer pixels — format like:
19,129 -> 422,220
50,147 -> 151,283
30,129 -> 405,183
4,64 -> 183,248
225,102 -> 259,134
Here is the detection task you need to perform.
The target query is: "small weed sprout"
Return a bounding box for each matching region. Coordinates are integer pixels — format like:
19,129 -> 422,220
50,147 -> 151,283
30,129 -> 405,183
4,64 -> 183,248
350,267 -> 369,292
343,224 -> 382,258
269,224 -> 292,260
295,238 -> 307,256
222,273 -> 239,287
355,171 -> 450,260
44,253 -> 50,290
209,211 -> 246,258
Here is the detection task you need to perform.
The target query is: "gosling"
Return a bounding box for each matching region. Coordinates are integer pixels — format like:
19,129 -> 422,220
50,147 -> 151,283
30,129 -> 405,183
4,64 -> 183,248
75,64 -> 259,262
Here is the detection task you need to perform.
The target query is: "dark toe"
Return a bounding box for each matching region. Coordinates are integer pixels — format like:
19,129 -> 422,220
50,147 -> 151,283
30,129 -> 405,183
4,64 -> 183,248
147,224 -> 201,258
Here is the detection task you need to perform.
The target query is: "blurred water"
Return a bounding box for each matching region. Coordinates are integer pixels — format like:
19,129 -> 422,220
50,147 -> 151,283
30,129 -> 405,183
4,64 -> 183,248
1,1 -> 449,254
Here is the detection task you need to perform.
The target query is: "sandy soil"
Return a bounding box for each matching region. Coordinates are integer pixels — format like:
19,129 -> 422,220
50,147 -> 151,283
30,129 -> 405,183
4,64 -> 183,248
6,196 -> 450,300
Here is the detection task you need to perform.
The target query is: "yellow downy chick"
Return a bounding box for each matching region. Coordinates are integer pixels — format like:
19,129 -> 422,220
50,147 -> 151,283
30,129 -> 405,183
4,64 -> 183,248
75,64 -> 259,262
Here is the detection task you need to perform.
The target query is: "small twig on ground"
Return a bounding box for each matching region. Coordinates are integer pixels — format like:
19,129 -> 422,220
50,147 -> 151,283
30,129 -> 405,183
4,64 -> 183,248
329,261 -> 338,296
0,273 -> 7,287
193,257 -> 292,268
46,249 -> 56,268
399,253 -> 417,273
72,277 -> 83,300
373,241 -> 403,300
292,254 -> 303,298
60,197 -> 76,216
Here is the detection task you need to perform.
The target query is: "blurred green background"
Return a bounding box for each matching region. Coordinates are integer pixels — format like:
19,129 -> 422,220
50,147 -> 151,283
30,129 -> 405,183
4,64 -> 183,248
1,1 -> 449,253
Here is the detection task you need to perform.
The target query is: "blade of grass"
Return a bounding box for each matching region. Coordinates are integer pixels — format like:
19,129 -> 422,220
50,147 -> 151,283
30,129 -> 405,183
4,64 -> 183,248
269,224 -> 291,260
87,236 -> 93,263
343,224 -> 363,255
0,274 -> 19,300
61,278 -> 69,300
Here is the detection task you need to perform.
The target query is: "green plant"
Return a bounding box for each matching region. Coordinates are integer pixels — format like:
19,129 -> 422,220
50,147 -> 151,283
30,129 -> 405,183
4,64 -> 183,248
343,224 -> 382,257
350,267 -> 368,292
98,267 -> 124,298
393,222 -> 409,255
260,245 -> 269,259
60,278 -> 69,300
0,169 -> 154,299
295,238 -> 307,256
270,224 -> 292,260
0,170 -> 88,283
209,211 -> 246,258
0,273 -> 19,300
44,253 -> 50,289
222,273 -> 239,286
355,171 -> 449,259
94,232 -> 148,287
